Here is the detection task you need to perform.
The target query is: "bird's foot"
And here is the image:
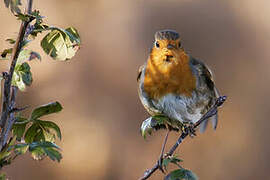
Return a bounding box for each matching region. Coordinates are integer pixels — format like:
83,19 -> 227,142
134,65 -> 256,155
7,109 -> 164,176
183,124 -> 196,137
217,96 -> 227,107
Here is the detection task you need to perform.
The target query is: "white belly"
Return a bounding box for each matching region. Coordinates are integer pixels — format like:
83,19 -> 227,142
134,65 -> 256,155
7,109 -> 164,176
152,93 -> 210,124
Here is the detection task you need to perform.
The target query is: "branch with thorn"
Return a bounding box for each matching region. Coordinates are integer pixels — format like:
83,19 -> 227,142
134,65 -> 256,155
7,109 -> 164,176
139,96 -> 227,180
0,0 -> 33,151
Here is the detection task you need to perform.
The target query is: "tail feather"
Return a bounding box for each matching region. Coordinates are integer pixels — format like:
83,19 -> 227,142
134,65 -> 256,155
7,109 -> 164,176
211,112 -> 218,130
199,118 -> 209,133
199,112 -> 218,133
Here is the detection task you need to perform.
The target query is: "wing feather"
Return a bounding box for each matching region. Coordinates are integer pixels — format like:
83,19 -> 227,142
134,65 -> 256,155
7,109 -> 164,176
190,57 -> 219,131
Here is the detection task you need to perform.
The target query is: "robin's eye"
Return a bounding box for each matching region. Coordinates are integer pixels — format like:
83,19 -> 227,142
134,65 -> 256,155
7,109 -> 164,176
178,42 -> 182,48
155,41 -> 160,48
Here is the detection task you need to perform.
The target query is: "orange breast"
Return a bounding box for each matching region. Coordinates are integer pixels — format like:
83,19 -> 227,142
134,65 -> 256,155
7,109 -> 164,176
143,53 -> 196,99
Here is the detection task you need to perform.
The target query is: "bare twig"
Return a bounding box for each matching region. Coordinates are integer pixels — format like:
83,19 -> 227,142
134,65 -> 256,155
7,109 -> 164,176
157,129 -> 170,173
139,96 -> 227,180
0,0 -> 34,150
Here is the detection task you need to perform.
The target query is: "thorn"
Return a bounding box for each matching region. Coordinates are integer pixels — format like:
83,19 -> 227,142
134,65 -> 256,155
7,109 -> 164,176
9,106 -> 29,113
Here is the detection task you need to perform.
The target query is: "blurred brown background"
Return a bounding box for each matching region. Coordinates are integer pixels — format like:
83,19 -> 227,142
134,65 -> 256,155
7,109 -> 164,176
1,0 -> 270,179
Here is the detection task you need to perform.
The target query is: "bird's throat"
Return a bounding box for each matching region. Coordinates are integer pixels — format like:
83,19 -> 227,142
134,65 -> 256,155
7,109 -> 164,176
144,53 -> 196,99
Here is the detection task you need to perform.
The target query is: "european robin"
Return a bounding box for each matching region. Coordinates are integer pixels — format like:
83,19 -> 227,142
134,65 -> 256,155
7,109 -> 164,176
137,29 -> 220,133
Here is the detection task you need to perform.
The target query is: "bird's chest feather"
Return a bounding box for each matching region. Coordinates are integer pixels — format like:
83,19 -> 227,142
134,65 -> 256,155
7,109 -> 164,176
143,54 -> 196,99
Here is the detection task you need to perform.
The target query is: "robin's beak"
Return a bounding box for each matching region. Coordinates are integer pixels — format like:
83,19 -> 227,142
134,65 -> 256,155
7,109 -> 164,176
165,55 -> 174,62
164,45 -> 175,62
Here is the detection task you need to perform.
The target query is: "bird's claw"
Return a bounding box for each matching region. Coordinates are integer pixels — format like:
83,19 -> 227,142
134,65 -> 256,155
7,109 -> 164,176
217,96 -> 227,106
183,124 -> 196,137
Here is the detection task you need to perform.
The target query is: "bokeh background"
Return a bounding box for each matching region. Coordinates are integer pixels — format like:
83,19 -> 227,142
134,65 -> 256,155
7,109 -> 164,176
1,0 -> 270,179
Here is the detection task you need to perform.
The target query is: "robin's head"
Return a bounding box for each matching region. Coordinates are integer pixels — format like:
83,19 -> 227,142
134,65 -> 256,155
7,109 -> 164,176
150,30 -> 186,67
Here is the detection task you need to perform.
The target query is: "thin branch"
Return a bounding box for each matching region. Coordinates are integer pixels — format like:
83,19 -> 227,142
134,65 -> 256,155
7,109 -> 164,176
139,96 -> 227,180
157,129 -> 170,174
1,87 -> 17,147
0,0 -> 34,151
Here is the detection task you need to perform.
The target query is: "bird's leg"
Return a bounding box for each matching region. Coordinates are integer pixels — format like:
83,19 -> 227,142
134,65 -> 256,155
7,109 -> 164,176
157,127 -> 170,173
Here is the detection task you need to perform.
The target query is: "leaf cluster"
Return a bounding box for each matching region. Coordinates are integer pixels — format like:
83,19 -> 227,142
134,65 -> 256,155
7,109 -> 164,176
0,102 -> 63,169
0,10 -> 80,90
162,155 -> 198,180
0,0 -> 81,179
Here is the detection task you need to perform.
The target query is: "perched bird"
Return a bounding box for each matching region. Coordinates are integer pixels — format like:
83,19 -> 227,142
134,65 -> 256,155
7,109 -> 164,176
137,30 -> 220,133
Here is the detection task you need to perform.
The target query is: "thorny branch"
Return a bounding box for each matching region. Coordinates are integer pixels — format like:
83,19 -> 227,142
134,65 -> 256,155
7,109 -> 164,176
139,96 -> 227,180
0,0 -> 34,151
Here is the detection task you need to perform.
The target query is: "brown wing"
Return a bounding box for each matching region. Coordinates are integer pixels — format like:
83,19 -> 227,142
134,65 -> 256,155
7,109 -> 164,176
137,65 -> 145,82
189,57 -> 219,97
189,57 -> 220,132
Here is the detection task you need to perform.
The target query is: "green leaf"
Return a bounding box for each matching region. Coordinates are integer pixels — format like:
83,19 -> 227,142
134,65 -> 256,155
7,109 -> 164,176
24,120 -> 62,143
13,143 -> 29,155
0,48 -> 12,59
24,123 -> 39,143
15,13 -> 33,22
65,27 -> 81,44
20,63 -> 32,86
30,10 -> 44,24
12,119 -> 27,140
30,24 -> 49,38
141,117 -> 164,138
6,38 -> 16,44
42,130 -> 55,142
32,128 -> 45,142
0,150 -> 11,164
0,157 -> 11,169
152,115 -> 169,125
17,49 -> 41,64
141,117 -> 155,138
0,173 -> 6,180
30,102 -> 63,121
4,0 -> 22,14
37,120 -> 61,140
165,169 -> 198,180
12,62 -> 32,91
162,158 -> 171,171
43,146 -> 62,162
29,11 -> 49,38
0,139 -> 14,166
29,141 -> 62,162
23,115 -> 62,144
30,146 -> 45,160
30,141 -> 60,149
0,138 -> 16,168
41,27 -> 80,61
162,155 -> 183,170
170,155 -> 183,165
12,71 -> 26,91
